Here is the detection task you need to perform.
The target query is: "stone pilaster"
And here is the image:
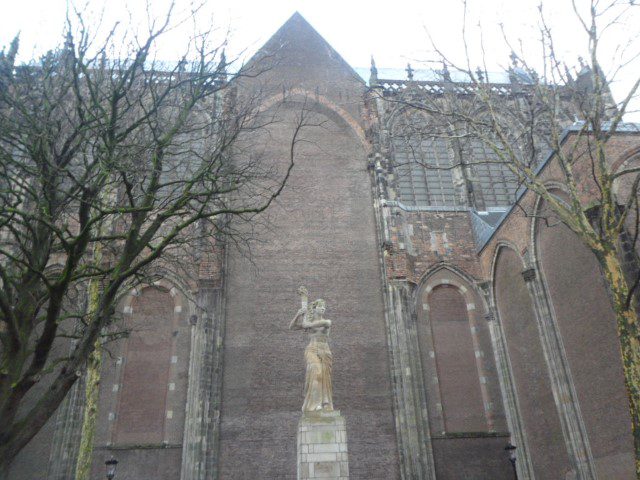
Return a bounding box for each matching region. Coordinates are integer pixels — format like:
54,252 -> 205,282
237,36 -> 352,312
180,284 -> 227,480
382,281 -> 436,480
297,411 -> 349,480
46,373 -> 85,480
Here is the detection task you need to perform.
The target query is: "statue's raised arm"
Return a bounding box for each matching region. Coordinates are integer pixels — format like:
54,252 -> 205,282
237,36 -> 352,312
289,286 -> 309,330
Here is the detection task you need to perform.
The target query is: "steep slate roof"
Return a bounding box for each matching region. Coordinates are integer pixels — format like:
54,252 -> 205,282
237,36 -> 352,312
242,12 -> 364,85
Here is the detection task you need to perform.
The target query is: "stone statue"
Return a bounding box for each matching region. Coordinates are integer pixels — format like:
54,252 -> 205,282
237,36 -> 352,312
289,286 -> 334,412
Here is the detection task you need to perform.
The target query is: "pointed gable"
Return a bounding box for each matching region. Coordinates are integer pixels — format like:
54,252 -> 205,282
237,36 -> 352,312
243,12 -> 364,86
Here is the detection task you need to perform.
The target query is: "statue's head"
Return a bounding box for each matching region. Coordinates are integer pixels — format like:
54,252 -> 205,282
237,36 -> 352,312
311,299 -> 326,316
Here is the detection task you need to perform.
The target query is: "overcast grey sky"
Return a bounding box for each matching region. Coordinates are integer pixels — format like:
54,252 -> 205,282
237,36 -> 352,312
1,0 -> 638,117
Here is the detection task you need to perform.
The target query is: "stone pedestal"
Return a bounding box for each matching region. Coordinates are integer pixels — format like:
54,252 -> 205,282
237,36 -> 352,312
297,410 -> 349,480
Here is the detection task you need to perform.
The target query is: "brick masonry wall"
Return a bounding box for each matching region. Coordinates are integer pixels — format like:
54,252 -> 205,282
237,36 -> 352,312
115,287 -> 174,444
385,211 -> 483,283
220,103 -> 398,479
537,202 -> 635,477
90,284 -> 191,480
472,131 -> 640,478
493,246 -> 572,478
431,436 -> 513,480
429,285 -> 486,432
219,20 -> 399,478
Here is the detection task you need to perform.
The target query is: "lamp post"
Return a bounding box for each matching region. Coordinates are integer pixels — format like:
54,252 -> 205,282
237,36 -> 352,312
105,457 -> 118,480
505,442 -> 518,480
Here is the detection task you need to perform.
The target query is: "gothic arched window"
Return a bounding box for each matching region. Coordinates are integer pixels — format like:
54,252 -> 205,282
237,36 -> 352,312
390,112 -> 520,209
391,113 -> 461,207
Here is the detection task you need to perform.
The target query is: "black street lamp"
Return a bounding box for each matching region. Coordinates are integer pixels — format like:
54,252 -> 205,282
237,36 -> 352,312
105,457 -> 118,480
505,442 -> 518,480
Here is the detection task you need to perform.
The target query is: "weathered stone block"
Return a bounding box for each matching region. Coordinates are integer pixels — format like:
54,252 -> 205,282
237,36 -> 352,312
297,411 -> 349,480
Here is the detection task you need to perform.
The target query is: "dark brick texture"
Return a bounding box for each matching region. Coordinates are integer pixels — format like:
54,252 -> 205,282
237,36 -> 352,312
494,246 -> 573,478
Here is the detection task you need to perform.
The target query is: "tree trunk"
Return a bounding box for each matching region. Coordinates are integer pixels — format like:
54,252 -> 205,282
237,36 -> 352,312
0,369 -> 78,476
601,249 -> 640,478
74,340 -> 101,480
75,242 -> 105,480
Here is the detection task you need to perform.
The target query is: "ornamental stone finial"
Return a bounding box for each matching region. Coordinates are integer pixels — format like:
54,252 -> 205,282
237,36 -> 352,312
370,55 -> 378,86
406,63 -> 414,81
441,60 -> 451,82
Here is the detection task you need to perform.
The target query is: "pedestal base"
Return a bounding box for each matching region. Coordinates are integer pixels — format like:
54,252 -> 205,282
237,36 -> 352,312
297,410 -> 349,480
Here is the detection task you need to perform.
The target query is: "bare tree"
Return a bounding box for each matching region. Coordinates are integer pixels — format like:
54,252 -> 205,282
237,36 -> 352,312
0,6 -> 308,471
374,0 -> 640,475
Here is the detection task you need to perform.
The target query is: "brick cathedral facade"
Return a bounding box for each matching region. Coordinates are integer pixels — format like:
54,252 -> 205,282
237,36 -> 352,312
9,12 -> 640,480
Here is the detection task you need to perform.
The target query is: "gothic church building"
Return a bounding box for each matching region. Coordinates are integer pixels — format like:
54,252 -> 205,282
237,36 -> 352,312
10,12 -> 640,480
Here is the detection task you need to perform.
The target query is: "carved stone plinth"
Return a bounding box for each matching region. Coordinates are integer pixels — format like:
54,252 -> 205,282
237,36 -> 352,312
297,411 -> 349,480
